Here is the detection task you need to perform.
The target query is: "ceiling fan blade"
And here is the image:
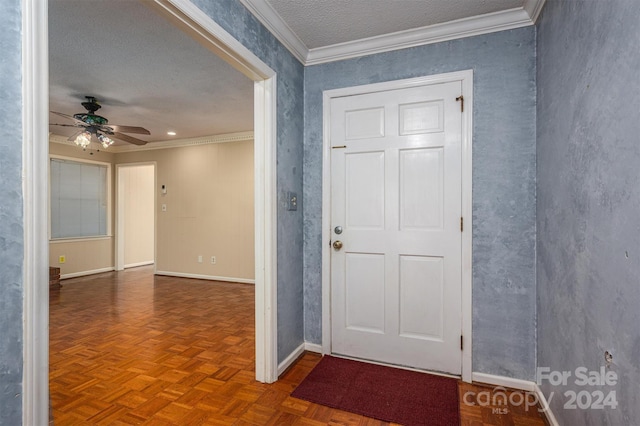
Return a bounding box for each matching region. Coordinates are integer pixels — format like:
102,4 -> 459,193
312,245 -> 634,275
51,123 -> 83,128
113,132 -> 147,146
51,111 -> 86,125
108,125 -> 150,135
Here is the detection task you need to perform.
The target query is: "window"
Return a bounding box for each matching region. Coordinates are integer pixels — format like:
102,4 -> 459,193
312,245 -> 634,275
50,157 -> 110,239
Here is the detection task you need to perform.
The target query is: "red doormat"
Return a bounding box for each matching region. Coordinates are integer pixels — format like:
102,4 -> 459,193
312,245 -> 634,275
291,355 -> 460,426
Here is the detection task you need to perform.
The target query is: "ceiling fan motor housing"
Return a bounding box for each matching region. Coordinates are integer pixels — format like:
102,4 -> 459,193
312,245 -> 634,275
81,96 -> 101,112
73,113 -> 108,126
75,96 -> 109,127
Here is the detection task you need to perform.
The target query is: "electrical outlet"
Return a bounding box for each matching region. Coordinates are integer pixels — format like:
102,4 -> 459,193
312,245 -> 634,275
161,204 -> 167,212
59,255 -> 66,264
197,255 -> 203,263
211,256 -> 216,265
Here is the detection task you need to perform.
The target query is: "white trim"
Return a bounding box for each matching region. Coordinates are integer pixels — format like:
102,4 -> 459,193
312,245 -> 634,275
49,131 -> 254,153
124,261 -> 155,269
252,76 -> 279,383
304,342 -> 323,353
240,1 -> 546,66
151,0 -> 272,80
277,343 -> 306,376
146,0 -> 278,385
472,372 -> 536,392
524,0 -> 547,23
306,8 -> 532,65
49,153 -> 112,166
321,71 -> 474,382
50,236 -> 111,243
471,373 -> 559,426
116,165 -> 125,271
534,384 -> 561,426
277,342 -> 324,376
237,0 -> 307,64
60,267 -> 116,280
460,71 -> 474,384
22,0 -> 50,423
321,86 -> 332,356
155,270 -> 255,284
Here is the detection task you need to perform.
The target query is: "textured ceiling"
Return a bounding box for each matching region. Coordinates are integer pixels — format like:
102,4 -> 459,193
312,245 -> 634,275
267,0 -> 525,49
49,0 -> 529,148
49,0 -> 254,146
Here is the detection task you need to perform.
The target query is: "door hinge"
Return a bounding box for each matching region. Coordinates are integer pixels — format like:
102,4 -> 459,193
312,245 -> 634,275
456,95 -> 464,112
461,335 -> 464,351
460,217 -> 463,232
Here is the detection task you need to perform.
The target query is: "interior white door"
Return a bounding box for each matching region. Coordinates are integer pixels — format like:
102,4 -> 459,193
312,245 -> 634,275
330,81 -> 463,375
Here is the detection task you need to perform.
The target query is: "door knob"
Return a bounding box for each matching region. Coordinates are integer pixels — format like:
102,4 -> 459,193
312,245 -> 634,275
333,240 -> 343,250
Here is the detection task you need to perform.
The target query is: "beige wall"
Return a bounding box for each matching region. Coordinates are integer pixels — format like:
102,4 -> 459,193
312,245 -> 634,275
120,164 -> 155,267
49,138 -> 254,281
117,141 -> 255,280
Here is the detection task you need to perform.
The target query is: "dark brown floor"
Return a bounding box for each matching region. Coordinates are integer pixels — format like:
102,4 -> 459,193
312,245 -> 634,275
50,266 -> 548,425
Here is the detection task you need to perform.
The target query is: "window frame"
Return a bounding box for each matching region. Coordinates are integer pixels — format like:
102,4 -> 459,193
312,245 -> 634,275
49,155 -> 112,241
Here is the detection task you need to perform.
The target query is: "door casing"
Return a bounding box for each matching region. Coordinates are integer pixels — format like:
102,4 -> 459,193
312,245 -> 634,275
321,71 -> 474,382
23,1 -> 279,424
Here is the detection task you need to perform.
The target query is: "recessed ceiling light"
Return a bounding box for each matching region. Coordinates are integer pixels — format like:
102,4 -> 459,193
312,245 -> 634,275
167,131 -> 176,136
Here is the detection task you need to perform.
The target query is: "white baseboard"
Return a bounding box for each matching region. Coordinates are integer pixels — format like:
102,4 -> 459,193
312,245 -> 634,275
472,372 -> 536,391
154,270 -> 255,284
61,267 -> 115,279
124,261 -> 154,269
472,372 -> 558,426
278,343 -> 306,376
277,342 -> 324,377
534,384 -> 560,426
304,342 -> 323,353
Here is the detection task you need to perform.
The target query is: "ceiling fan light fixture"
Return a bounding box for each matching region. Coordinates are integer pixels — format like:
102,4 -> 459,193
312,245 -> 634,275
75,131 -> 91,148
98,133 -> 114,149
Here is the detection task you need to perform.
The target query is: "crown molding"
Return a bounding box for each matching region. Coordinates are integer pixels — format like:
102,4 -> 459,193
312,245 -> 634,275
524,0 -> 547,23
238,0 -> 307,64
49,131 -> 254,153
240,0 -> 546,66
306,7 -> 533,65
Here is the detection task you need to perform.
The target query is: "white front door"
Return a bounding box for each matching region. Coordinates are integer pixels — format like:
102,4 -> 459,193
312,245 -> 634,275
330,80 -> 463,375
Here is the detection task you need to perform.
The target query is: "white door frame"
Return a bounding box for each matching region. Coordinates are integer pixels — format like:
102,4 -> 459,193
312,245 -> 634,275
321,71 -> 474,382
115,162 -> 157,272
23,0 -> 278,423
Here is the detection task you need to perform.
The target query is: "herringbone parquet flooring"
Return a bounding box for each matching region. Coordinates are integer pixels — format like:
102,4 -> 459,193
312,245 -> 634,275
50,266 -> 548,425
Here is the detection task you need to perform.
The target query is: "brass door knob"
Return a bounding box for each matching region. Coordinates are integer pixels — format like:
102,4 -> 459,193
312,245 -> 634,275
333,240 -> 343,250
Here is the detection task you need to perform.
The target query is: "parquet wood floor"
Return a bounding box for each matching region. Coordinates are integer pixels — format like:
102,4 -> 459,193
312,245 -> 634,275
50,267 -> 548,425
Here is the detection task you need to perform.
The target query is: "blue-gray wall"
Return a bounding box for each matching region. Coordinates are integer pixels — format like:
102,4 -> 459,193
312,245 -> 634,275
537,0 -> 640,423
303,28 -> 537,379
189,0 -> 305,363
0,0 -> 24,423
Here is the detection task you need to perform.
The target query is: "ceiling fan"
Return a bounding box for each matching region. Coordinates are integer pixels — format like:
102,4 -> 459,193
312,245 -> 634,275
50,96 -> 150,149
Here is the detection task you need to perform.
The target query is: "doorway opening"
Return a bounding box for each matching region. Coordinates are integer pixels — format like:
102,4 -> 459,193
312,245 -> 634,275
116,163 -> 156,272
23,1 -> 278,423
